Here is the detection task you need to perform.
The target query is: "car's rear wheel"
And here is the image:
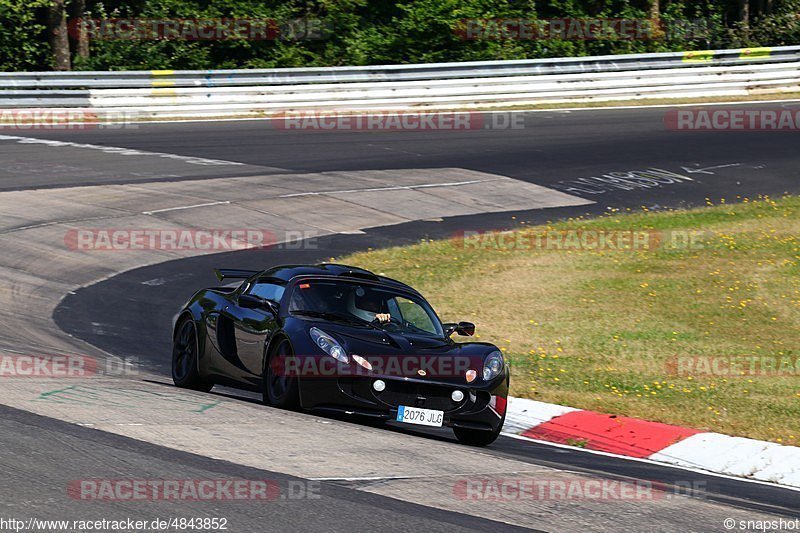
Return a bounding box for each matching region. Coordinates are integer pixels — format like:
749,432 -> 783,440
172,319 -> 213,392
453,414 -> 505,447
263,338 -> 300,410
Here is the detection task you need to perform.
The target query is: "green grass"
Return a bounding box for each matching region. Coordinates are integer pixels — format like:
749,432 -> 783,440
338,195 -> 800,444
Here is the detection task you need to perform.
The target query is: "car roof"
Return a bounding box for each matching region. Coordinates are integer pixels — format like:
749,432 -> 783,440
259,263 -> 419,294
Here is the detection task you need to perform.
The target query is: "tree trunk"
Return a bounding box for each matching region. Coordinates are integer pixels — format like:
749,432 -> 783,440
754,0 -> 774,17
69,0 -> 90,59
47,0 -> 71,70
649,0 -> 660,22
738,0 -> 750,25
648,0 -> 662,39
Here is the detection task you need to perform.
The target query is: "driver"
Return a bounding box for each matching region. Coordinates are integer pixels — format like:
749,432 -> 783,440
349,287 -> 391,323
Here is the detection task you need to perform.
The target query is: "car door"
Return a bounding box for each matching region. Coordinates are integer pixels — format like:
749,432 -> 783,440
226,280 -> 285,376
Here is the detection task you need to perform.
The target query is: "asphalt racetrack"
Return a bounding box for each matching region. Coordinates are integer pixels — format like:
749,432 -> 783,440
1,103 -> 799,532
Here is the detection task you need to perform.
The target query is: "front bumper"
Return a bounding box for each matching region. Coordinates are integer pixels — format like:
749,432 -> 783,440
300,374 -> 509,432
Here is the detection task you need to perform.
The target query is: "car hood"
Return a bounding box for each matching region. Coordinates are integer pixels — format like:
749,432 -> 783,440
314,321 -> 452,352
284,317 -> 501,383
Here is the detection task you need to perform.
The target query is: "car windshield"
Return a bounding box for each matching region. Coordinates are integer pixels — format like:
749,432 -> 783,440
288,279 -> 443,337
245,279 -> 285,302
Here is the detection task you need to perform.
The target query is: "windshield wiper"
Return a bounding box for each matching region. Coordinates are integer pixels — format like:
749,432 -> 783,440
290,310 -> 383,331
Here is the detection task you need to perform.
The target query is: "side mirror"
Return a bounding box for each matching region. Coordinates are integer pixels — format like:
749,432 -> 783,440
444,321 -> 476,337
239,294 -> 278,314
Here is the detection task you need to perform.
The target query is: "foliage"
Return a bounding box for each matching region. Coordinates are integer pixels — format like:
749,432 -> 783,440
2,1 -> 799,73
0,0 -> 51,70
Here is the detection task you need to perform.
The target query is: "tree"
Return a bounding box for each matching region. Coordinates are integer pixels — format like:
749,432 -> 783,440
739,0 -> 750,25
648,0 -> 663,40
649,0 -> 660,21
69,0 -> 89,60
47,0 -> 70,69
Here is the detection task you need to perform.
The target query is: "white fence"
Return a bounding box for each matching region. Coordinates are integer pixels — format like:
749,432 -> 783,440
1,45 -> 798,119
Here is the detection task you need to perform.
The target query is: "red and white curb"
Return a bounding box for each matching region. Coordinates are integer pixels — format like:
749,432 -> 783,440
503,397 -> 800,489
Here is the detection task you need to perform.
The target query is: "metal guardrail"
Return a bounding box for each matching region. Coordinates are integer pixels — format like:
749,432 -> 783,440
0,45 -> 798,88
0,45 -> 798,117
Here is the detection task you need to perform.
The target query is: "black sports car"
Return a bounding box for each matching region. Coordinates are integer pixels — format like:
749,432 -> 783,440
171,263 -> 509,446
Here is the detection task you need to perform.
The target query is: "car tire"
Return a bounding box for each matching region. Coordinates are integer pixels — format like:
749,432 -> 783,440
263,338 -> 300,410
453,414 -> 505,447
172,319 -> 213,392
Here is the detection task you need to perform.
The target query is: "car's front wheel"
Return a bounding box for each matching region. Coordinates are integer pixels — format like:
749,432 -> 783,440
262,338 -> 300,410
172,319 -> 213,392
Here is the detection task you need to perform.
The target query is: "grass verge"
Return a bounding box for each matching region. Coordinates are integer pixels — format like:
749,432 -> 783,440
338,195 -> 800,444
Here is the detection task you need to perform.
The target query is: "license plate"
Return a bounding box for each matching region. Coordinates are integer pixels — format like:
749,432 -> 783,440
396,406 -> 444,427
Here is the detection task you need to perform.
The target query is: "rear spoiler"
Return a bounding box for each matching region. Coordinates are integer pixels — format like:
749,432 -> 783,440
214,268 -> 259,282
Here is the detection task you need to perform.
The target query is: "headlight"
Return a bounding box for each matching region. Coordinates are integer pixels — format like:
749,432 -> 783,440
483,351 -> 504,381
309,327 -> 348,363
